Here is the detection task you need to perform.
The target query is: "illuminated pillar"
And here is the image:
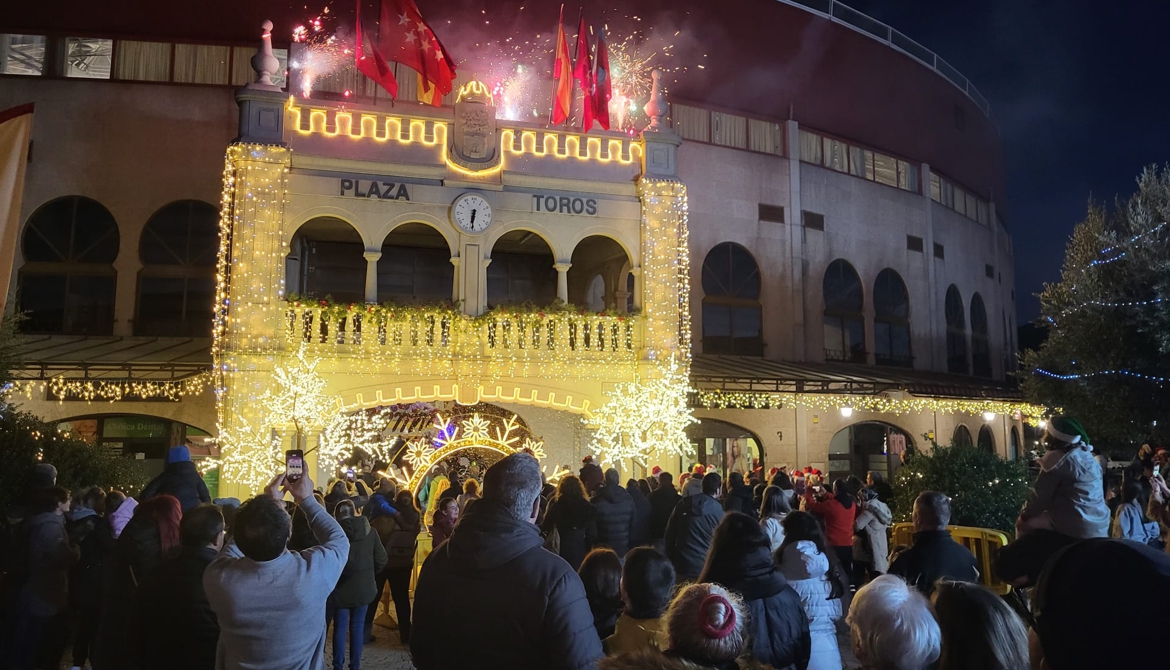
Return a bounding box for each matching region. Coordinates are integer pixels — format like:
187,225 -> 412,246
554,262 -> 571,304
363,251 -> 381,303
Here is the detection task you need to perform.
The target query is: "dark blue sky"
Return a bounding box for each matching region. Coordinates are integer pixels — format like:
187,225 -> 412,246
850,0 -> 1170,322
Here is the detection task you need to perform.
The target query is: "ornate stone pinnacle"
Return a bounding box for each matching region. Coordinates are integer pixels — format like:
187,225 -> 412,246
247,19 -> 282,91
643,69 -> 667,131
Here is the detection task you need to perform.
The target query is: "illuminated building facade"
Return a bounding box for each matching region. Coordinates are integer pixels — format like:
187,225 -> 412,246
2,1 -> 1035,494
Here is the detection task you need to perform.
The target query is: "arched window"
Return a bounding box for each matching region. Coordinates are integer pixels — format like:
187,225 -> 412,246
952,424 -> 973,448
873,269 -> 911,367
19,196 -> 119,334
971,293 -> 991,377
136,201 -> 217,336
945,285 -> 967,374
487,230 -> 556,307
978,424 -> 996,454
823,260 -> 865,363
378,223 -> 453,304
701,243 -> 762,356
287,217 -> 365,304
567,235 -> 631,312
1010,427 -> 1021,460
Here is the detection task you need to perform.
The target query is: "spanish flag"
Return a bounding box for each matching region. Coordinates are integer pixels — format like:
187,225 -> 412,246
550,5 -> 573,125
0,103 -> 33,314
418,71 -> 442,106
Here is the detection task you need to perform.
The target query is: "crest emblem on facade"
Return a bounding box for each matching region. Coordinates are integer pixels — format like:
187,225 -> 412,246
448,81 -> 501,172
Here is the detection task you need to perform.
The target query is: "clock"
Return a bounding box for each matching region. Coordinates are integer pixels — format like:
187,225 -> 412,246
452,193 -> 493,234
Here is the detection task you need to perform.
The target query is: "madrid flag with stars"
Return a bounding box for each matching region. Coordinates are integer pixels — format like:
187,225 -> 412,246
356,0 -> 457,103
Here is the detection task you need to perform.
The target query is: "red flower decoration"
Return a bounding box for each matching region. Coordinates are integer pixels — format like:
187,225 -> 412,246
318,300 -> 328,307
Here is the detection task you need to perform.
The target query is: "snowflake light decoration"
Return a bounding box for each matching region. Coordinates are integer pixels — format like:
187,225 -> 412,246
401,411 -> 546,496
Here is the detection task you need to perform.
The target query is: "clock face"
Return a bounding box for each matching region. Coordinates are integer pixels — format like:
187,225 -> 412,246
452,194 -> 493,234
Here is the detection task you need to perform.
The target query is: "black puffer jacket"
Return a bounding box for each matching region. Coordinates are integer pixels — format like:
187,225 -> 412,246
135,546 -> 219,670
701,535 -> 811,670
542,495 -> 598,571
627,484 -> 652,549
663,494 -> 723,580
592,484 -> 636,557
140,461 -> 210,512
68,511 -> 115,609
96,512 -> 171,670
412,500 -> 603,670
332,516 -> 387,608
647,484 -> 681,540
723,480 -> 757,519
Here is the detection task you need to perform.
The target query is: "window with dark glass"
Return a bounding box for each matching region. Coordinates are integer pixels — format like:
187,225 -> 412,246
953,424 -> 973,448
701,242 -> 762,356
823,259 -> 865,363
945,285 -> 968,374
287,217 -> 366,304
378,223 -> 453,304
978,424 -> 995,454
487,230 -> 556,307
136,201 -> 217,336
971,293 -> 991,377
873,269 -> 911,367
18,196 -> 119,334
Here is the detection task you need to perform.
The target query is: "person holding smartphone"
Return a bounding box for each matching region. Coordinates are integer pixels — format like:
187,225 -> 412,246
204,462 -> 349,670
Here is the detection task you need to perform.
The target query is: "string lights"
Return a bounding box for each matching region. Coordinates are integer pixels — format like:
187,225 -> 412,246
1033,368 -> 1167,385
586,355 -> 697,463
695,389 -> 1048,424
17,374 -> 212,403
400,412 -> 547,495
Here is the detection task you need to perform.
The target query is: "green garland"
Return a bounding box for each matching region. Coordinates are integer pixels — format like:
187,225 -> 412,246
285,294 -> 638,324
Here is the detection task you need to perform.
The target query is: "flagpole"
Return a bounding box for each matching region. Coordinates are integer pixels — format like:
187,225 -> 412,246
549,4 -> 564,127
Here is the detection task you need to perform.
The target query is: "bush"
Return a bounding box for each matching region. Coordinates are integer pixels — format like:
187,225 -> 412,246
891,438 -> 1032,534
0,406 -> 151,512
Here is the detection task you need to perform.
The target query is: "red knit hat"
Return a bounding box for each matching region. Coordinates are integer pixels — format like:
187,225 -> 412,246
651,466 -> 663,476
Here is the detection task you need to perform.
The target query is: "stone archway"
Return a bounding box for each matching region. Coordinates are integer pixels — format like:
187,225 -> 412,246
827,421 -> 914,483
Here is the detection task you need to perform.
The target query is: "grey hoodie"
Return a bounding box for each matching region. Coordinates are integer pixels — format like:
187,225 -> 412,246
1022,444 -> 1111,539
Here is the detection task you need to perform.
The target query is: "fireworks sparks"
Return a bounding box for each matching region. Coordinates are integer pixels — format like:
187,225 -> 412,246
290,9 -> 352,98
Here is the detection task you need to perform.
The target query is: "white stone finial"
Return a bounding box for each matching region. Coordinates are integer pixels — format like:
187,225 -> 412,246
247,19 -> 282,90
643,69 -> 667,130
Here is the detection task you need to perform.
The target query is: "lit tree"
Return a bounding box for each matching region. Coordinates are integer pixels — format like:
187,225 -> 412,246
320,406 -> 400,466
586,356 -> 698,464
1023,165 -> 1170,454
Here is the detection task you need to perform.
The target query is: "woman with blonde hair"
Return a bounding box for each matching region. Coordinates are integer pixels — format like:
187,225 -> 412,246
457,478 -> 480,513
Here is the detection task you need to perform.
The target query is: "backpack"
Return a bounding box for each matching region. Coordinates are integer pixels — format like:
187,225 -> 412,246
385,515 -> 420,568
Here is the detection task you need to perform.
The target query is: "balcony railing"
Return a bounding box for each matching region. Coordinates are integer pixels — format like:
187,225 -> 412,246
283,305 -> 642,373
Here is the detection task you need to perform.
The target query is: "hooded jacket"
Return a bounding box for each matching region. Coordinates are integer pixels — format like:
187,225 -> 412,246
701,531 -> 811,670
542,494 -> 599,571
663,494 -> 723,581
852,496 -> 892,573
778,541 -> 843,670
331,515 -> 388,608
136,545 -> 220,670
682,477 -> 704,498
1021,445 -> 1111,539
109,497 -> 138,538
802,491 -> 855,548
593,484 -> 637,557
140,460 -> 211,512
411,499 -> 603,670
96,510 -> 171,670
19,511 -> 79,617
68,509 -> 115,609
628,483 -> 652,548
722,479 -> 756,518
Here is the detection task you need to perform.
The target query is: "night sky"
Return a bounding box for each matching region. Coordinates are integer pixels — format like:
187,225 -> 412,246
850,0 -> 1170,323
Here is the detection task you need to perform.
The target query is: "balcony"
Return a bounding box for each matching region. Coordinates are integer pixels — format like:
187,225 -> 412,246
282,304 -> 643,379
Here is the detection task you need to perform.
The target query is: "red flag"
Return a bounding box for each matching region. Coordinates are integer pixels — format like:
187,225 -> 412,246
573,13 -> 595,131
592,27 -> 612,130
356,0 -> 457,101
355,1 -> 398,98
550,6 -> 573,125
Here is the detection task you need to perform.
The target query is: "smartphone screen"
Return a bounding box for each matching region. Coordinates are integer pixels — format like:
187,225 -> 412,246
286,450 -> 304,482
346,468 -> 355,481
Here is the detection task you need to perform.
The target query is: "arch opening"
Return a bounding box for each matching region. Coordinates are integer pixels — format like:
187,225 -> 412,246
687,418 -> 764,476
945,285 -> 968,374
823,259 -> 865,363
19,196 -> 119,335
828,421 -> 913,483
873,268 -> 911,367
567,235 -> 631,312
286,216 -> 365,304
952,423 -> 974,448
977,423 -> 996,454
487,230 -> 556,307
136,200 -> 218,336
378,222 -> 454,304
701,242 -> 762,356
971,293 -> 991,377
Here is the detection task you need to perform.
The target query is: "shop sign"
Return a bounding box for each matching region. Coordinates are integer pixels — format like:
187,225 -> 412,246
103,417 -> 168,439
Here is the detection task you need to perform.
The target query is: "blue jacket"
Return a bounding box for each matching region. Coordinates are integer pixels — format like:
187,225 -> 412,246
1113,500 -> 1160,546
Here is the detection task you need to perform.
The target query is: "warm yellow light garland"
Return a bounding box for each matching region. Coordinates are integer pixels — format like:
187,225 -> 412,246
695,389 -> 1046,424
16,374 -> 212,403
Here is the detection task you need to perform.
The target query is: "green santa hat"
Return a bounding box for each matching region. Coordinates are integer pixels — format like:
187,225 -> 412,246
1046,415 -> 1091,448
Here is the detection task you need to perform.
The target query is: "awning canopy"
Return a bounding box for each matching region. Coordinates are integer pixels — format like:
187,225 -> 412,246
12,335 -> 212,381
690,354 -> 1022,401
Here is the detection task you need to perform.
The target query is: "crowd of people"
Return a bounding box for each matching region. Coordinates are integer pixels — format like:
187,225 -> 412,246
1,414 -> 1169,670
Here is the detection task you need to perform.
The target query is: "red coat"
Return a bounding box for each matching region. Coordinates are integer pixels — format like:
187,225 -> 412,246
804,490 -> 857,547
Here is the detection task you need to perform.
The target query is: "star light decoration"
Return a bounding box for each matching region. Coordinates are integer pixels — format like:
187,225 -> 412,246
585,356 -> 698,464
401,412 -> 546,494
